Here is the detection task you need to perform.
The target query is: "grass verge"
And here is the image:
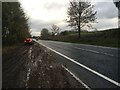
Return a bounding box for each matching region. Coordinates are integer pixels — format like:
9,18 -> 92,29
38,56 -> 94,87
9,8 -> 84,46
2,43 -> 23,61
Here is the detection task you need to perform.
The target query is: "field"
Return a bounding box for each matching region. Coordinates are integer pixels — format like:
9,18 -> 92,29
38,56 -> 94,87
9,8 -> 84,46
40,28 -> 119,48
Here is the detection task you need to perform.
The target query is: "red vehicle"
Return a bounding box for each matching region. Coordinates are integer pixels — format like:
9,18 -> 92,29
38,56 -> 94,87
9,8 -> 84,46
24,38 -> 33,45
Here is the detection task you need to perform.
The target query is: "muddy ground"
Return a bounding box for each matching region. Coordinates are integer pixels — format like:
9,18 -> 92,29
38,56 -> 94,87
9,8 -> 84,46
2,42 -> 85,88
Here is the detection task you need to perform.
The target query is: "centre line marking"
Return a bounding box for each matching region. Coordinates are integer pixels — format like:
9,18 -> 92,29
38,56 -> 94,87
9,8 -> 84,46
74,47 -> 116,57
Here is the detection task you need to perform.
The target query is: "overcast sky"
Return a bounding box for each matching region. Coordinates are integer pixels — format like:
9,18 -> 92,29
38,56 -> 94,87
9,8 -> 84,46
19,0 -> 118,36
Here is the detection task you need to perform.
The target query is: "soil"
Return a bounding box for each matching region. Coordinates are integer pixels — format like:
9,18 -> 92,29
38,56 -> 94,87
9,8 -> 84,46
2,42 -> 85,88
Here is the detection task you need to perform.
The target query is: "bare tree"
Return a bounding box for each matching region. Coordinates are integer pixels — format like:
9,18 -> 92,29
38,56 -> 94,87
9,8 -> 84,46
66,0 -> 97,38
51,24 -> 60,36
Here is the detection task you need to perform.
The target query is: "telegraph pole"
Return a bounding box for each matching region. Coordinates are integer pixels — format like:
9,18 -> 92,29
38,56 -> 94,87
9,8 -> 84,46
114,0 -> 120,28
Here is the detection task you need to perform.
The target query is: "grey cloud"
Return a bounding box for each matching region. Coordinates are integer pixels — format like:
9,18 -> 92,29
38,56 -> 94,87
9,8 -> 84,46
95,2 -> 118,19
28,19 -> 52,32
44,2 -> 66,11
91,2 -> 118,30
93,18 -> 118,30
28,19 -> 70,33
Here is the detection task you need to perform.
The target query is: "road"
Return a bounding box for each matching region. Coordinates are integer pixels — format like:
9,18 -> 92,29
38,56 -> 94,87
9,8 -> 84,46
35,40 -> 119,88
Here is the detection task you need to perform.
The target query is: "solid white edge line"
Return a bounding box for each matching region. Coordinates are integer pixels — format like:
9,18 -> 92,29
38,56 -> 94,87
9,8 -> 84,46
35,40 -> 120,87
62,65 -> 91,90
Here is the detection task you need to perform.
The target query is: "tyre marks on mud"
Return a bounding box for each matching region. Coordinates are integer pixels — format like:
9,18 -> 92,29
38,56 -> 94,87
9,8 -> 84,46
26,47 -> 33,88
3,46 -> 31,88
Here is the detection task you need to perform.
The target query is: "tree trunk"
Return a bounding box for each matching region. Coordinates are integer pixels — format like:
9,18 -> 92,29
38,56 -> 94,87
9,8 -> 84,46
78,2 -> 81,38
78,15 -> 81,38
78,25 -> 81,38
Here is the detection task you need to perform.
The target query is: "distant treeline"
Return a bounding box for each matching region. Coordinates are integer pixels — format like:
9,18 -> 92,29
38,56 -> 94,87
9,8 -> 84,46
2,2 -> 31,46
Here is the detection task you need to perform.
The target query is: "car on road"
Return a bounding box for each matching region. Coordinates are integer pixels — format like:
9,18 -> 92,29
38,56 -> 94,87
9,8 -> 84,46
36,37 -> 39,41
24,38 -> 33,45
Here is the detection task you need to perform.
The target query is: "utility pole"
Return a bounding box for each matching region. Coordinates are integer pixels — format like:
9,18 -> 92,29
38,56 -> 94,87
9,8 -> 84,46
114,0 -> 120,28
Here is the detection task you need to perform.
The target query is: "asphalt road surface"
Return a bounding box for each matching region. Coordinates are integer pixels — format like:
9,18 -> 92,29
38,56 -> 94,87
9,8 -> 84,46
35,40 -> 120,88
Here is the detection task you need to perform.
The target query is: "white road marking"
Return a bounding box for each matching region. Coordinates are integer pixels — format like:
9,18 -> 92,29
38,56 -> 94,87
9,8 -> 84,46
36,41 -> 120,87
76,43 -> 118,50
28,47 -> 32,59
26,68 -> 31,88
62,65 -> 91,90
27,68 -> 31,81
74,47 -> 116,57
23,50 -> 27,54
